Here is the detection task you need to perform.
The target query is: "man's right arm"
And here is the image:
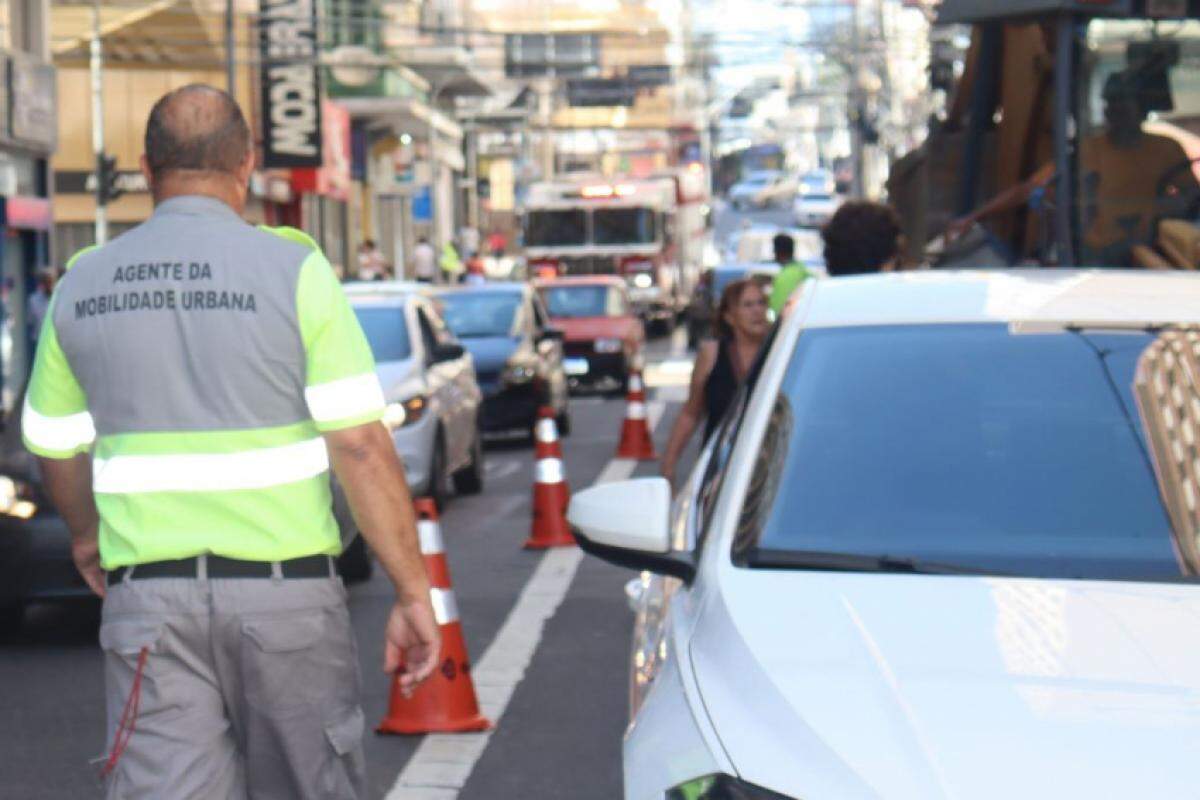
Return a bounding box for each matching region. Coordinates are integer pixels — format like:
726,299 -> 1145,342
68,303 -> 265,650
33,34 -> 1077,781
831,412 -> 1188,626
325,422 -> 439,691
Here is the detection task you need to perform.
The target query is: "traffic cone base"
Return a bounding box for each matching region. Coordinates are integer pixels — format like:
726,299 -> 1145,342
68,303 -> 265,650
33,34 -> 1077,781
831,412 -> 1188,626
616,373 -> 657,460
378,501 -> 491,735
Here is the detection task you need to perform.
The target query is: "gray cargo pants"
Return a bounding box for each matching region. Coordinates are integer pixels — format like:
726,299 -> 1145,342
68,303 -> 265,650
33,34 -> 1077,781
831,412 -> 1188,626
99,574 -> 366,800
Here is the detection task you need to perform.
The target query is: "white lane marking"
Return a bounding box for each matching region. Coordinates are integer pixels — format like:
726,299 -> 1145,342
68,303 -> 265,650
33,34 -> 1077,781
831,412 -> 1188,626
482,459 -> 522,482
386,402 -> 665,799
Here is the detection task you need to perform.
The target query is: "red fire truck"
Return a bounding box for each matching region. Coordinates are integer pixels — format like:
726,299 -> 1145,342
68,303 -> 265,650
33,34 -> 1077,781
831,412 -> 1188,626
521,167 -> 709,331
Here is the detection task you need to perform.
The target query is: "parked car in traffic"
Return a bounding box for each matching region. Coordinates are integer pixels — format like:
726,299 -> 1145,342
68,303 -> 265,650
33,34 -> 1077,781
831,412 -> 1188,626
793,190 -> 842,228
727,170 -> 785,211
571,270 -> 1200,799
684,264 -> 780,348
436,283 -> 571,439
535,275 -> 645,394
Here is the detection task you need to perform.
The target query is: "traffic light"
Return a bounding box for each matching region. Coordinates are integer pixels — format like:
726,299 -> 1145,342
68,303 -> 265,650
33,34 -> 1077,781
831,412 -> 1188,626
96,154 -> 123,204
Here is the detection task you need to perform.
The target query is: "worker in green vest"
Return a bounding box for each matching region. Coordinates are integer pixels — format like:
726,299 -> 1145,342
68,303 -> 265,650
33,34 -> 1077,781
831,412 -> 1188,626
24,84 -> 438,799
768,233 -> 812,315
439,240 -> 463,282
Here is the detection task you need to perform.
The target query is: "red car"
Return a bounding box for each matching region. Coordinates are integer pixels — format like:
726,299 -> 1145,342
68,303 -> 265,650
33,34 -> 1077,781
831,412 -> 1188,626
535,276 -> 645,393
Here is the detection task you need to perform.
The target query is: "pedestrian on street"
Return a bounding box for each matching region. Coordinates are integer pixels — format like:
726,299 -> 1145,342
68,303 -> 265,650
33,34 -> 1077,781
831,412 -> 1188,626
766,233 -> 813,315
412,235 -> 436,282
821,200 -> 903,276
356,238 -> 388,281
660,279 -> 770,486
487,229 -> 507,258
27,267 -> 56,344
22,84 -> 440,799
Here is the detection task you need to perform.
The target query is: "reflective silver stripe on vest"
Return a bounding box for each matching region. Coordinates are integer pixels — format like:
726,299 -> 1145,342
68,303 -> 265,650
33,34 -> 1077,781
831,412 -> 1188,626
534,456 -> 565,484
626,401 -> 647,421
417,519 -> 444,555
430,587 -> 459,625
535,417 -> 558,443
22,399 -> 96,452
91,437 -> 329,494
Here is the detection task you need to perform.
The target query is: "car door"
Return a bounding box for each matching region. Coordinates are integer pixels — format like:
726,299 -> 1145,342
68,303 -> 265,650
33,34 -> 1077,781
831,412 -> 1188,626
530,291 -> 566,408
415,304 -> 461,461
421,299 -> 479,469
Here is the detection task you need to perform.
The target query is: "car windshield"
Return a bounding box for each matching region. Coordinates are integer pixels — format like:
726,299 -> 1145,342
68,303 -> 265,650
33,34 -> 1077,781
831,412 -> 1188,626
593,208 -> 657,245
525,210 -> 587,247
542,285 -> 617,318
735,323 -> 1198,582
438,292 -> 520,338
801,193 -> 833,201
352,305 -> 412,362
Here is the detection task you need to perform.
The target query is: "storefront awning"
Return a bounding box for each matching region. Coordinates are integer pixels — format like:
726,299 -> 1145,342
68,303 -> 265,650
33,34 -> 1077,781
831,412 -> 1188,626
338,97 -> 465,171
406,46 -> 493,99
50,0 -> 232,66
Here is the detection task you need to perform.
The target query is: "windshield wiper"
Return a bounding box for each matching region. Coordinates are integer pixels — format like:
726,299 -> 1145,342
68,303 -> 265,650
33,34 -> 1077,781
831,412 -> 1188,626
743,548 -> 998,576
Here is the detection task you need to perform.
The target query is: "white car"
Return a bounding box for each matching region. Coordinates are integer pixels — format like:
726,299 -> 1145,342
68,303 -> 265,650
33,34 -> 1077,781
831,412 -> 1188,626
344,282 -> 484,507
793,190 -> 842,228
726,226 -> 827,276
728,171 -> 784,211
571,270 -> 1200,799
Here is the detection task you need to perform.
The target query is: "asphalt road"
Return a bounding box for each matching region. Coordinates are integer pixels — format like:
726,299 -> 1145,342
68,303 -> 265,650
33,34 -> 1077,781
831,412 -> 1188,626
0,332 -> 697,800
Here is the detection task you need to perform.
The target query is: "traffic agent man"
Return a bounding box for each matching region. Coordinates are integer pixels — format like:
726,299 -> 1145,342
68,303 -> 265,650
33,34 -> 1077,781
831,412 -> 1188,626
22,84 -> 439,798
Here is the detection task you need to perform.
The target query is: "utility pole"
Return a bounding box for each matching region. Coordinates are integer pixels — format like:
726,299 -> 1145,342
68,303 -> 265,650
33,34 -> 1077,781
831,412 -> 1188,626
849,0 -> 865,199
90,0 -> 107,245
225,0 -> 236,95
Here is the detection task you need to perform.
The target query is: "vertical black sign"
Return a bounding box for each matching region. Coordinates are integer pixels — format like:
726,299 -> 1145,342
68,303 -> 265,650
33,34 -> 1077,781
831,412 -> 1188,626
259,0 -> 323,168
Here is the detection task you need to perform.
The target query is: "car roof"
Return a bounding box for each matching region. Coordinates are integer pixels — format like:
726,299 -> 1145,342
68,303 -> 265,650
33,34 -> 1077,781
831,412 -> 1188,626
798,270 -> 1200,329
343,280 -> 431,300
534,275 -> 624,288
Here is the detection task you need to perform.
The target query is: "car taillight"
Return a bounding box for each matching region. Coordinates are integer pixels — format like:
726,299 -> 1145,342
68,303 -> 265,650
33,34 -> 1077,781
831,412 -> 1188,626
529,258 -> 561,278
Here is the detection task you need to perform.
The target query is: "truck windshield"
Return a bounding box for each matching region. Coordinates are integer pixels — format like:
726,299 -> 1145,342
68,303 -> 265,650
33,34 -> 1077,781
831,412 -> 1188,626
525,210 -> 587,247
593,208 -> 657,245
1075,20 -> 1200,267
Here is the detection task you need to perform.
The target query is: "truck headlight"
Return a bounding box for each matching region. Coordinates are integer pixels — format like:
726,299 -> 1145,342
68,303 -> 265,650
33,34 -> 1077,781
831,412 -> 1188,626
383,396 -> 428,430
633,273 -> 654,289
666,774 -> 795,799
594,338 -> 622,353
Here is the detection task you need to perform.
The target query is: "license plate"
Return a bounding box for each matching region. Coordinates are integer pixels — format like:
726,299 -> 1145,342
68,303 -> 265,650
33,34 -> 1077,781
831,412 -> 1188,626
563,357 -> 589,376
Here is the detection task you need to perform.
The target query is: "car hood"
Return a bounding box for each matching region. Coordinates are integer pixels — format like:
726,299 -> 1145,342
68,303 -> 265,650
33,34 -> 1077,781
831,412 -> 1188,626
550,316 -> 638,342
690,571 -> 1200,799
459,336 -> 520,375
375,359 -> 423,401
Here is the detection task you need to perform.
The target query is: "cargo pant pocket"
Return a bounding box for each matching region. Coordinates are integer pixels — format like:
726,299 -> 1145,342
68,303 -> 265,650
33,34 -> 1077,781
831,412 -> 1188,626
99,618 -> 186,728
322,706 -> 366,799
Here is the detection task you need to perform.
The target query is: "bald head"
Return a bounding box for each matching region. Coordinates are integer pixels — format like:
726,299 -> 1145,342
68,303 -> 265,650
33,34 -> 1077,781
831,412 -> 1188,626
144,84 -> 251,179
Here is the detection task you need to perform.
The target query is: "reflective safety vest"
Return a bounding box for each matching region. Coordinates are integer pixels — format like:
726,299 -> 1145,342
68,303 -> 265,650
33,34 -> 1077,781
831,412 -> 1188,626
22,195 -> 385,569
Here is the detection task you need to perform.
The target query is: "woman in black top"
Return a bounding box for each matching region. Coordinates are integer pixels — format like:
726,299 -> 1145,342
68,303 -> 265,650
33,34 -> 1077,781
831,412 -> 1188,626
661,278 -> 770,486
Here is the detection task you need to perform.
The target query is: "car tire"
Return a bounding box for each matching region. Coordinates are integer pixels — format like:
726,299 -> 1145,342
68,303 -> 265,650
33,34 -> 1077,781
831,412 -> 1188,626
336,535 -> 373,584
452,428 -> 485,495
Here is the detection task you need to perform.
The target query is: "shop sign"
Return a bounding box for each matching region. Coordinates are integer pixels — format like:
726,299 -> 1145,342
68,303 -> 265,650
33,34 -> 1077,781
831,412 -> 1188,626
291,101 -> 351,201
259,0 -> 323,168
54,170 -> 148,195
567,78 -> 637,108
9,54 -> 56,150
2,196 -> 51,231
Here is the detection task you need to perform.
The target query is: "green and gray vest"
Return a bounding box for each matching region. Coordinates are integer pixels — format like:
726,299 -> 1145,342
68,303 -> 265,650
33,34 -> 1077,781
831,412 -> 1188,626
22,195 -> 383,569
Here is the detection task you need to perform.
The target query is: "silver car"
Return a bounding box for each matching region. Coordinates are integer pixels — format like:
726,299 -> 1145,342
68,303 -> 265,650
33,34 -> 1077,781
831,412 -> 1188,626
345,282 -> 485,504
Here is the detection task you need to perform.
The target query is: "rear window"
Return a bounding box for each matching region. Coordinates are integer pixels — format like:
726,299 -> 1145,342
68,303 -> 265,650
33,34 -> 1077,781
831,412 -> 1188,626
353,306 -> 411,362
736,324 -> 1194,581
542,285 -> 621,318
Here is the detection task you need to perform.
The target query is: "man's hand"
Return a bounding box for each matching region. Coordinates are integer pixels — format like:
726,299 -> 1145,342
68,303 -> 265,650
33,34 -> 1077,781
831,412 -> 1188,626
71,533 -> 105,599
384,598 -> 441,695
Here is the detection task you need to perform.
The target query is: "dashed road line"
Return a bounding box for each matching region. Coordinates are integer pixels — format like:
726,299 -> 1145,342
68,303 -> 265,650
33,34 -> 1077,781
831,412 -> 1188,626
386,402 -> 666,800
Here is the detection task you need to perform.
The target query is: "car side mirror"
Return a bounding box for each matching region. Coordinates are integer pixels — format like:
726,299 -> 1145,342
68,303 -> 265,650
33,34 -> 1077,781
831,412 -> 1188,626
431,342 -> 465,363
568,478 -> 695,582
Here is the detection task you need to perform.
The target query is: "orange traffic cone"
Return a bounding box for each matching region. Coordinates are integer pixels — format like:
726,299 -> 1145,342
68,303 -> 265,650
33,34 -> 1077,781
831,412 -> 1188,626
616,370 -> 657,460
524,411 -> 574,549
378,499 -> 490,735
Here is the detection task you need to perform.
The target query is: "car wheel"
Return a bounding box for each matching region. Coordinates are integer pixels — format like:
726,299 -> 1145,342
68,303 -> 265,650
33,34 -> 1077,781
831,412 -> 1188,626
452,428 -> 485,495
336,535 -> 373,584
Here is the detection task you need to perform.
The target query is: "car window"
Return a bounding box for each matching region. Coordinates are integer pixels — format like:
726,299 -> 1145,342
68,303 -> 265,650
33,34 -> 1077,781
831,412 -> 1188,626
544,285 -> 608,318
353,304 -> 412,363
438,292 -> 520,338
733,324 -> 1192,582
